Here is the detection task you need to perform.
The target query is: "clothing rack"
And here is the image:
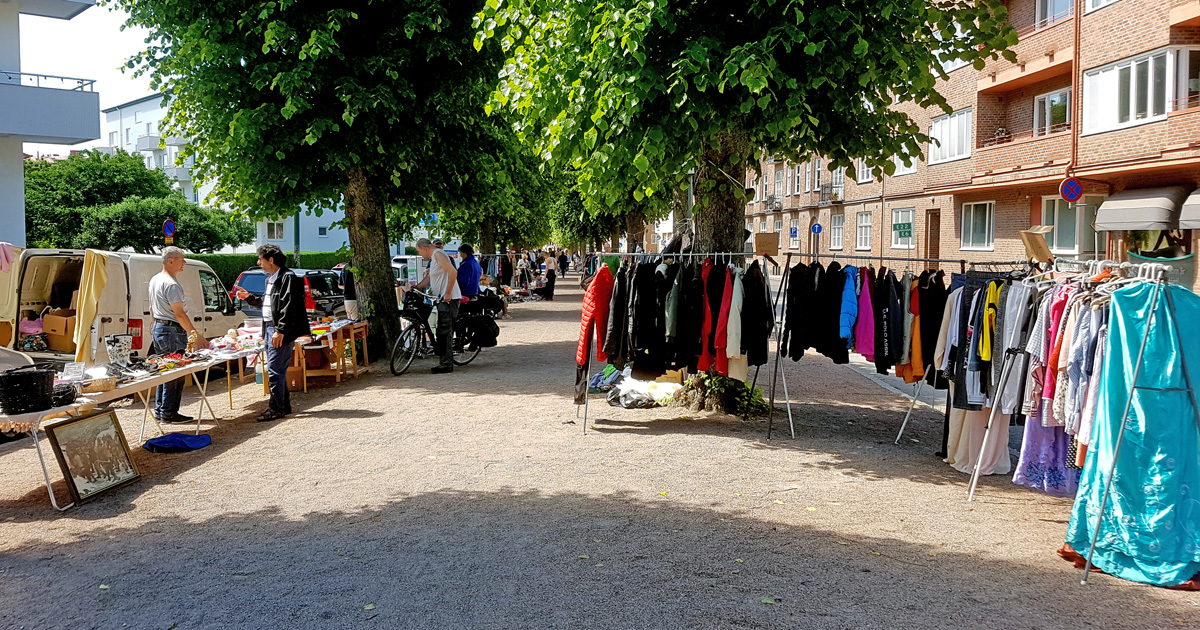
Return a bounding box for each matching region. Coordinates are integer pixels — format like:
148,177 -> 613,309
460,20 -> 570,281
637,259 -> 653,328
787,251 -> 971,274
577,251 -> 755,436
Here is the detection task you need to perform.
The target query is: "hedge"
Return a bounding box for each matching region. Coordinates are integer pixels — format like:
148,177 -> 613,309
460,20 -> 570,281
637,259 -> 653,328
190,250 -> 353,289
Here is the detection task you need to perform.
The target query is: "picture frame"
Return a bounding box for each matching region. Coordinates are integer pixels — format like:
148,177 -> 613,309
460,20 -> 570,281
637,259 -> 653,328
44,409 -> 140,504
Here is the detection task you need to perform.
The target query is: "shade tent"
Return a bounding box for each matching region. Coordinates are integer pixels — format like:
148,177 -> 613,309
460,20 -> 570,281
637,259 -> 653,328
1178,189 -> 1200,230
1093,186 -> 1190,232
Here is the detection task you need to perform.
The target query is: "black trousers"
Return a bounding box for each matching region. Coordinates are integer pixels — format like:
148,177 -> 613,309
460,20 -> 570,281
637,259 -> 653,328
434,301 -> 459,368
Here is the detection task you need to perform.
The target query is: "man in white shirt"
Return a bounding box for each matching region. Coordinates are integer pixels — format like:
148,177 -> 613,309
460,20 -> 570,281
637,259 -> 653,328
149,246 -> 208,423
414,238 -> 462,373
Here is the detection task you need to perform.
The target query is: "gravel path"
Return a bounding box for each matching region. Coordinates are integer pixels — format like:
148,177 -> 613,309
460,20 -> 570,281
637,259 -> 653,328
1,280 -> 1196,629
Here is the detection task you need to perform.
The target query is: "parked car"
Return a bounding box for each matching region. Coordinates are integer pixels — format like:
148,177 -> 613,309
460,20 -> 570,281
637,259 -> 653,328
0,248 -> 244,361
229,268 -> 347,321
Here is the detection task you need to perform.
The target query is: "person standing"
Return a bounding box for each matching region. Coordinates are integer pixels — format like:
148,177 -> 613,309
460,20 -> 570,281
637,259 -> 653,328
235,244 -> 311,422
415,238 -> 462,373
538,249 -> 558,300
340,265 -> 359,320
149,246 -> 209,424
457,243 -> 482,298
558,250 -> 569,278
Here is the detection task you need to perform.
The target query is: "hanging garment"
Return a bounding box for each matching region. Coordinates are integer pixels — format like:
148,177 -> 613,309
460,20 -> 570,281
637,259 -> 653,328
574,265 -> 616,404
603,263 -> 632,368
628,261 -> 669,380
898,271 -> 915,365
964,288 -> 989,406
726,268 -> 749,381
896,276 -> 925,384
840,265 -> 859,352
874,269 -> 900,374
678,262 -> 707,371
990,282 -> 1009,391
997,281 -> 1035,415
918,270 -> 949,388
1065,283 -> 1200,587
1023,287 -> 1055,421
855,266 -> 877,361
785,262 -> 816,361
665,262 -> 685,343
1041,284 -> 1081,426
1051,297 -> 1085,424
697,259 -> 717,372
814,261 -> 849,364
739,260 -> 773,367
714,266 -> 735,377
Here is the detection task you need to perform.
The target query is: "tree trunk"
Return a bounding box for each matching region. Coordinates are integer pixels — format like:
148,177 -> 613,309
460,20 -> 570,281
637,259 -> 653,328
625,206 -> 646,252
693,130 -> 750,254
344,169 -> 403,358
609,230 -> 619,253
480,216 -> 497,256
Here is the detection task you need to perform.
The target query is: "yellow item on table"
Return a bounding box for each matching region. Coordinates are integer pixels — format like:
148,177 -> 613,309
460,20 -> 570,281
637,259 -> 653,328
73,249 -> 109,365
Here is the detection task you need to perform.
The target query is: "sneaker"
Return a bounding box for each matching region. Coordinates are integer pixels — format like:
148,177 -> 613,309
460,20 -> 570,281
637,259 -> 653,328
257,409 -> 285,422
431,365 -> 454,374
160,413 -> 194,424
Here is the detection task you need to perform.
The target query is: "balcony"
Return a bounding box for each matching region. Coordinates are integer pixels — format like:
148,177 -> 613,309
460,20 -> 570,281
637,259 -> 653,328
15,0 -> 95,20
0,70 -> 100,143
818,182 -> 844,205
163,166 -> 191,183
163,135 -> 188,146
980,122 -> 1071,148
975,124 -> 1072,175
136,134 -> 163,152
1016,6 -> 1073,38
763,195 -> 782,211
977,45 -> 1073,94
1171,1 -> 1200,27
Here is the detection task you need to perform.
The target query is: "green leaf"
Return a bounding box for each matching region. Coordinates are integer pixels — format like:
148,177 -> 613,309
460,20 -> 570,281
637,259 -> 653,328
633,154 -> 649,172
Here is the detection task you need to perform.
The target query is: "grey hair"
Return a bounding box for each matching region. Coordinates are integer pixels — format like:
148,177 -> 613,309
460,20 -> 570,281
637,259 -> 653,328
416,238 -> 433,248
162,246 -> 185,262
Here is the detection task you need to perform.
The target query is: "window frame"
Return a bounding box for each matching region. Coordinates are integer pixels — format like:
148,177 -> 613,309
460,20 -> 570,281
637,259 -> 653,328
198,269 -> 229,313
266,220 -> 286,241
1083,48 -> 1183,135
789,218 -> 800,249
929,108 -> 972,165
830,213 -> 845,250
804,161 -> 812,192
856,158 -> 873,184
318,226 -> 329,238
855,212 -> 873,251
813,158 -> 822,189
890,208 -> 915,250
794,165 -> 803,194
1085,0 -> 1118,12
892,154 -> 918,176
1041,196 -> 1101,255
960,201 -> 995,251
774,169 -> 784,197
938,23 -> 969,74
1034,87 -> 1072,136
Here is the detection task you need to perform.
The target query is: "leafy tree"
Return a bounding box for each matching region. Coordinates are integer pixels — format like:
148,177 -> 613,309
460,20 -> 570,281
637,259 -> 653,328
75,196 -> 255,254
550,181 -> 623,251
477,0 -> 1017,252
113,0 -> 552,346
24,150 -> 178,247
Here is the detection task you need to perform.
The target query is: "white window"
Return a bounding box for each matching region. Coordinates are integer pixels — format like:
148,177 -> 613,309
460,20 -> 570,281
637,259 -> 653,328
1086,0 -> 1118,12
774,169 -> 784,197
266,221 -> 285,240
748,176 -> 757,201
890,208 -> 915,250
774,219 -> 782,233
1177,50 -> 1200,111
830,213 -> 845,250
108,131 -> 117,146
759,219 -> 768,233
789,218 -> 800,248
1042,197 -> 1100,255
1037,0 -> 1073,28
318,226 -> 329,238
794,165 -> 803,194
1035,88 -> 1071,136
134,111 -> 143,123
856,158 -> 873,183
761,177 -> 768,200
124,128 -> 131,144
893,154 -> 917,176
856,212 -> 872,250
1083,49 -> 1176,134
960,202 -> 994,250
929,108 -> 972,164
938,23 -> 969,74
146,122 -> 155,135
192,190 -> 199,203
804,161 -> 812,192
813,158 -> 822,189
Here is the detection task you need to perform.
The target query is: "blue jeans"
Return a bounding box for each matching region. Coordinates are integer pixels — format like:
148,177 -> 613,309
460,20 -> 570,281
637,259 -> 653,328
265,325 -> 294,413
153,322 -> 189,418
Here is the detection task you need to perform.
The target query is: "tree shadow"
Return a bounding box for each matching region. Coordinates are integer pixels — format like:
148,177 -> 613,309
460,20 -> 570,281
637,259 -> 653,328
0,488 -> 1190,629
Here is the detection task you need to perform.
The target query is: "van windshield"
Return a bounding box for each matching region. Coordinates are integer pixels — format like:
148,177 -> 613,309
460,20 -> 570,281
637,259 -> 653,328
237,273 -> 267,295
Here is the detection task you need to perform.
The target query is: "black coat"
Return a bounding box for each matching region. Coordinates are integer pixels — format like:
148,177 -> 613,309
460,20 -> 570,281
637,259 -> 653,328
603,263 -> 631,368
917,270 -> 949,388
740,260 -> 774,366
242,267 -> 312,341
814,261 -> 849,364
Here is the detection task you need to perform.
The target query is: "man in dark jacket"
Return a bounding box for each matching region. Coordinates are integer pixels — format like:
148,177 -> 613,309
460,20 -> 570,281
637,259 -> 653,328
235,244 -> 312,421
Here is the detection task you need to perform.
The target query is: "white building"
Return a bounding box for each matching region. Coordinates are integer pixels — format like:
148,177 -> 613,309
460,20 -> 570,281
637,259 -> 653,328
1,0 -> 101,247
100,92 -> 350,253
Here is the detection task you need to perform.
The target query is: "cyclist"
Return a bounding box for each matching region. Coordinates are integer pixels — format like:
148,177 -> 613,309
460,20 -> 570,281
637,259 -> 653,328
413,238 -> 461,374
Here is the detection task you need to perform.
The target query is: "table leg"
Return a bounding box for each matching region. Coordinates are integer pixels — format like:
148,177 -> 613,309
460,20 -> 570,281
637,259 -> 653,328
227,360 -> 233,410
136,389 -> 164,443
191,367 -> 220,435
261,352 -> 268,396
29,429 -> 74,511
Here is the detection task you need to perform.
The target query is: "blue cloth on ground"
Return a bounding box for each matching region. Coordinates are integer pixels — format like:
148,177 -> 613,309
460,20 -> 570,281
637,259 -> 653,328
142,432 -> 212,453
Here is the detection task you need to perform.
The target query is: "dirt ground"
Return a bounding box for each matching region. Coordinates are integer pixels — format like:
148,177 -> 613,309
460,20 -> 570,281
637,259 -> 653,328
2,281 -> 1197,629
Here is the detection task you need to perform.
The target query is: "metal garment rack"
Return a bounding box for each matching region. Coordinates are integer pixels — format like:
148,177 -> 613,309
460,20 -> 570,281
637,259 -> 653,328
576,250 -> 752,435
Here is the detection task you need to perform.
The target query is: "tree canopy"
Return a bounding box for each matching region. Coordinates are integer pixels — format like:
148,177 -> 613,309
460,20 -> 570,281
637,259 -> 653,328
477,0 -> 1017,250
77,196 -> 256,254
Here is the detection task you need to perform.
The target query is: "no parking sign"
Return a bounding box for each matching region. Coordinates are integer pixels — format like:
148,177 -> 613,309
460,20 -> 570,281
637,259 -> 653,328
1060,177 -> 1083,203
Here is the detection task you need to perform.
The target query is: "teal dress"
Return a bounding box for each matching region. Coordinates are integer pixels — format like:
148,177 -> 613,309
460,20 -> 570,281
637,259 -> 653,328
1065,282 -> 1200,586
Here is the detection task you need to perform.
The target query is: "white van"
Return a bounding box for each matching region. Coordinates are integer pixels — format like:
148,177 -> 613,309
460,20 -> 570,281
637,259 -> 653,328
0,248 -> 244,363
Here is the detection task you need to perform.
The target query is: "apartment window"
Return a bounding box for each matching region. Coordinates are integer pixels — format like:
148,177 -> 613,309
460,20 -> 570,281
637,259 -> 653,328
830,213 -> 845,250
856,212 -> 872,250
789,218 -> 800,248
774,219 -> 783,234
124,128 -> 131,144
1086,0 -> 1118,11
192,190 -> 199,203
774,169 -> 784,197
938,23 -> 969,74
893,155 -> 917,176
108,131 -> 117,146
960,202 -> 994,250
1042,197 -> 1099,255
1035,89 -> 1071,135
794,165 -> 803,194
804,161 -> 812,192
1037,0 -> 1073,28
891,208 -> 915,250
929,108 -> 972,164
266,221 -> 285,240
856,158 -> 873,183
1083,49 -> 1175,134
759,219 -> 768,233
134,111 -> 143,123
1179,50 -> 1200,110
748,176 -> 757,201
761,177 -> 768,200
318,226 -> 329,238
813,158 -> 823,189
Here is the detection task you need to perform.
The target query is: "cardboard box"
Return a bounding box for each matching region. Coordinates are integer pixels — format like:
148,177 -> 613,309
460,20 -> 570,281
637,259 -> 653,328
43,309 -> 76,337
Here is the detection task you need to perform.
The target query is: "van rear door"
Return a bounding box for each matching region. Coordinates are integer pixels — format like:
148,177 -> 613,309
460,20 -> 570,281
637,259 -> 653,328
85,252 -> 130,364
0,246 -> 22,348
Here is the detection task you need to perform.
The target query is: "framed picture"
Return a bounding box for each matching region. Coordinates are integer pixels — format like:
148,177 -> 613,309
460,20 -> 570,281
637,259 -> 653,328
45,409 -> 140,504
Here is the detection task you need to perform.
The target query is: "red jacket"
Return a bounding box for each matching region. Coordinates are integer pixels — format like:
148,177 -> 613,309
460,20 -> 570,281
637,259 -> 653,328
576,265 -> 616,365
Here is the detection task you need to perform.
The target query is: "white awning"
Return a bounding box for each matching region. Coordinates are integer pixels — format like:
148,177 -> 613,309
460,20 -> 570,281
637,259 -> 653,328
1179,189 -> 1200,230
1094,186 -> 1190,232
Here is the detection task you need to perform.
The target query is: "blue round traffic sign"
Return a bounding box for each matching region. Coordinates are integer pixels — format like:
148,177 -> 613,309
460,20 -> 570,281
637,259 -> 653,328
811,223 -> 823,234
163,219 -> 176,237
1060,178 -> 1083,203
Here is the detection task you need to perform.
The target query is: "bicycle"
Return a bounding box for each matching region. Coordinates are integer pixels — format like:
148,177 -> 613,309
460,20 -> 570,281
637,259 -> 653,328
389,289 -> 481,376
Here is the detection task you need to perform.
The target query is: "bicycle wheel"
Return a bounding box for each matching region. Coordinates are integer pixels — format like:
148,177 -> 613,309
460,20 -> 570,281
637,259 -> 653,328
390,326 -> 420,376
452,341 -> 481,366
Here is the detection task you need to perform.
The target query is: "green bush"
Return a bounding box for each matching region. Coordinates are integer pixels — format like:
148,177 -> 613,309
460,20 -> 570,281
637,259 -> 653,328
190,250 -> 353,288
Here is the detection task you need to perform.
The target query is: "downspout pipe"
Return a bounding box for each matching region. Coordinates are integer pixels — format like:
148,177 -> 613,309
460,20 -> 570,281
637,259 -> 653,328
1065,0 -> 1083,177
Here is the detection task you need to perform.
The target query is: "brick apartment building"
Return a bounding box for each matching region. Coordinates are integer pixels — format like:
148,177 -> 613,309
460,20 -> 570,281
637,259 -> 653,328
744,0 -> 1200,285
